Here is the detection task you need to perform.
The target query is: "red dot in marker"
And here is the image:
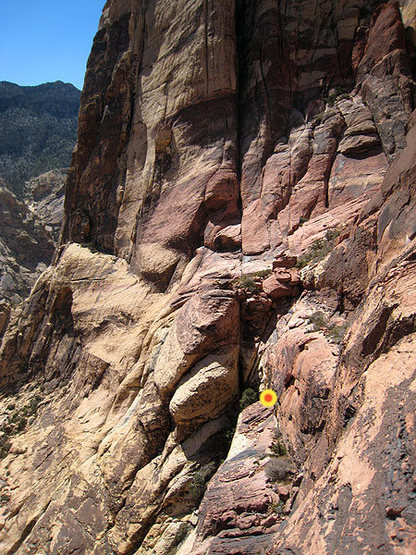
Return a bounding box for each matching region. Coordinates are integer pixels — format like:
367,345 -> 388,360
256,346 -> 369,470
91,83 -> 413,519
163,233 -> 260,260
264,393 -> 273,403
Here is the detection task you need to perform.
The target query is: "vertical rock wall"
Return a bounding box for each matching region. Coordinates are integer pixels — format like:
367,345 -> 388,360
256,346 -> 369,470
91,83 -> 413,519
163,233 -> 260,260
0,1 -> 415,554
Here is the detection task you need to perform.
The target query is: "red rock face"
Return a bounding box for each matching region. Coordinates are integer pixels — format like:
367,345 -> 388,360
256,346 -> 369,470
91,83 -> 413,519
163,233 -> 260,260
190,404 -> 283,554
0,1 -> 416,554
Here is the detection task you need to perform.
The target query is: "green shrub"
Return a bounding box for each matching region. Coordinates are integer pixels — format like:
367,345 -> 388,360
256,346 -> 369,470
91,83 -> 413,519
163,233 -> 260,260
233,269 -> 271,294
325,228 -> 341,242
10,413 -> 20,424
327,323 -> 348,344
239,388 -> 258,411
295,239 -> 331,268
237,274 -> 260,294
0,492 -> 10,504
270,439 -> 287,457
16,416 -> 27,432
267,499 -> 285,515
27,396 -> 41,415
189,462 -> 216,501
309,311 -> 327,331
189,471 -> 206,500
308,312 -> 347,343
323,87 -> 350,106
0,440 -> 11,460
19,395 -> 41,419
253,269 -> 273,278
295,228 -> 341,269
265,456 -> 296,482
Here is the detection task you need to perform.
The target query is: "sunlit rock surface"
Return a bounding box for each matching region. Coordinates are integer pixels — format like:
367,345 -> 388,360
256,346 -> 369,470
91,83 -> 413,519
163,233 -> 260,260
0,1 -> 415,553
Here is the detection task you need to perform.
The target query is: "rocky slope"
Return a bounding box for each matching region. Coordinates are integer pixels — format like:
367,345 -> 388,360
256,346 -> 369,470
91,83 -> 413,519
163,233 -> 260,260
0,180 -> 55,306
0,168 -> 65,307
0,80 -> 73,304
0,81 -> 75,304
0,1 -> 415,554
0,81 -> 79,196
23,169 -> 66,242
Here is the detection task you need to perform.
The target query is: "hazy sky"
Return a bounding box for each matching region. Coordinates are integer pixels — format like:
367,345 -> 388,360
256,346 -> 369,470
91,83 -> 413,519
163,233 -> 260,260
0,1 -> 105,90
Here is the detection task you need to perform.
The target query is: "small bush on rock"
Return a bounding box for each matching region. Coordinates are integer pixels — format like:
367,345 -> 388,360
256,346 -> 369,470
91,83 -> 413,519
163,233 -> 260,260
325,228 -> 341,242
267,499 -> 285,515
0,435 -> 11,460
0,492 -> 10,504
295,228 -> 341,269
233,269 -> 272,294
189,471 -> 206,500
309,311 -> 327,330
239,388 -> 258,411
327,323 -> 348,344
308,311 -> 348,344
237,274 -> 260,294
323,86 -> 350,106
265,456 -> 296,482
270,439 -> 287,457
189,461 -> 216,501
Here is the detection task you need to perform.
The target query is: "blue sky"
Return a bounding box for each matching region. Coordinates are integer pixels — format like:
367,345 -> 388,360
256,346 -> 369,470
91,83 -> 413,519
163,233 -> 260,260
0,1 -> 105,90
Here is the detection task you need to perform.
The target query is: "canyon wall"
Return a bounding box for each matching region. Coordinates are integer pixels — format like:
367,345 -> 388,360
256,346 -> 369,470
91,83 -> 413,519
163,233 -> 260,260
0,1 -> 415,553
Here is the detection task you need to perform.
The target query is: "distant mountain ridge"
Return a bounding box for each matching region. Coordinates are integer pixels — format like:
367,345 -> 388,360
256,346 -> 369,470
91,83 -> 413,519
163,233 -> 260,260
0,81 -> 80,116
0,82 -> 79,305
0,81 -> 80,195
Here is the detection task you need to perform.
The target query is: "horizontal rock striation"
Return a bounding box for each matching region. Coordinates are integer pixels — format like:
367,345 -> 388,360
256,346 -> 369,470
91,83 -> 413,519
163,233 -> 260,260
0,1 -> 416,554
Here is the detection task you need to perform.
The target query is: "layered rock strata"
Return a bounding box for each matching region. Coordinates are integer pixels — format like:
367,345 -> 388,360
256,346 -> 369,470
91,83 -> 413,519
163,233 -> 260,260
0,1 -> 415,554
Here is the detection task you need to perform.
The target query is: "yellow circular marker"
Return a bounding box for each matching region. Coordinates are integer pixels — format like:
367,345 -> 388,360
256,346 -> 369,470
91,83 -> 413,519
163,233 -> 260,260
260,389 -> 277,407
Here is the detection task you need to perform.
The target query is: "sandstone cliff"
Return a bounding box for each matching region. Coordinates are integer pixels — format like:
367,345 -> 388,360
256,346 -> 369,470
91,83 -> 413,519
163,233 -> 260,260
0,1 -> 415,554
